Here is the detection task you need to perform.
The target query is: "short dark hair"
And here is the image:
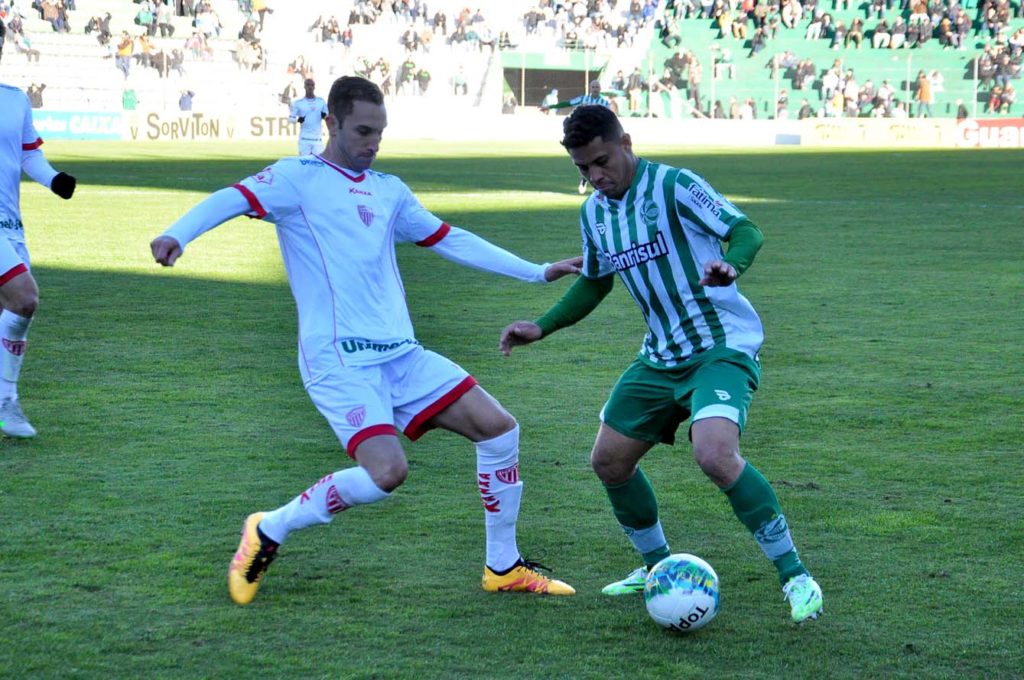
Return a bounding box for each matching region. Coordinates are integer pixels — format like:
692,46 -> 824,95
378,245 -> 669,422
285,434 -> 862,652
561,105 -> 624,149
327,76 -> 384,124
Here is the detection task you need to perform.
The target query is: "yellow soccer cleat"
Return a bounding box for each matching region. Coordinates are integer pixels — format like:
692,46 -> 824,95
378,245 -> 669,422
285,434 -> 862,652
482,558 -> 575,596
228,512 -> 279,605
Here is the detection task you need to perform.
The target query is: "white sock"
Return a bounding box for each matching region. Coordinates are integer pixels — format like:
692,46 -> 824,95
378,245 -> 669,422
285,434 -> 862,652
258,466 -> 389,544
0,311 -> 31,401
477,424 -> 523,572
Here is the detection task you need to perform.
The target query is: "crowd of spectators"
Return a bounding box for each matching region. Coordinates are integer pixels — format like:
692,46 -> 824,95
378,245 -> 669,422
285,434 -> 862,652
2,0 -> 1020,118
653,0 -> 1024,117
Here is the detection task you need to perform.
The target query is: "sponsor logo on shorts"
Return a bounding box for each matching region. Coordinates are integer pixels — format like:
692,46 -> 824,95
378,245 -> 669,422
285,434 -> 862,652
325,485 -> 350,514
495,464 -> 519,484
346,406 -> 366,427
357,204 -> 374,227
0,219 -> 25,232
2,339 -> 25,356
339,338 -> 419,354
714,389 -> 731,401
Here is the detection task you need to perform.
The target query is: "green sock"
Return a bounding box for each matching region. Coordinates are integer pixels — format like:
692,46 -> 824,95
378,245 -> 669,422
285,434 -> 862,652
723,463 -> 807,585
605,468 -> 671,568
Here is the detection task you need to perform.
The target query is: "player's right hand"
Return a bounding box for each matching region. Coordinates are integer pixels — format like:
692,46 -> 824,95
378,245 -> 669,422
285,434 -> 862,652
151,235 -> 183,267
499,321 -> 542,357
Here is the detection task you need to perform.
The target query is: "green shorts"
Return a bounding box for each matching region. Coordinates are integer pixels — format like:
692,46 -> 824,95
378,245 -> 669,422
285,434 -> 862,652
601,347 -> 761,445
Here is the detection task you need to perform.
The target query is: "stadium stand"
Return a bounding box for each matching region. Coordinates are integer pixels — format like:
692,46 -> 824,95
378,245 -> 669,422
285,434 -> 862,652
0,0 -> 1017,119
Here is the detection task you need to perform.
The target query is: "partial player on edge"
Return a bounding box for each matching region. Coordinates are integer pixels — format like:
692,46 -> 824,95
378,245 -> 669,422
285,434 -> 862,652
0,82 -> 77,439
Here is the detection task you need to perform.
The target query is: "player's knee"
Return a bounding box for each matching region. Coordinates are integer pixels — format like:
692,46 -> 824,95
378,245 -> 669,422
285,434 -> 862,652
483,411 -> 517,440
692,436 -> 730,467
8,290 -> 38,318
370,457 -> 408,492
692,436 -> 741,484
590,447 -> 630,485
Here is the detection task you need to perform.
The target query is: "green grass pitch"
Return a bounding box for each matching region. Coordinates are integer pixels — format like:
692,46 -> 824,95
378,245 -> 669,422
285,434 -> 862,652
1,140 -> 1021,679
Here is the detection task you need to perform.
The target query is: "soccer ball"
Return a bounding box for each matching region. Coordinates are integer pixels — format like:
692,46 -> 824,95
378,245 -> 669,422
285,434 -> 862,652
643,553 -> 720,632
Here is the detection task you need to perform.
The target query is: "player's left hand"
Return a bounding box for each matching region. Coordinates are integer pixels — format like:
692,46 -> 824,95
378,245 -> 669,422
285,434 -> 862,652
699,260 -> 737,287
543,256 -> 583,282
50,172 -> 76,200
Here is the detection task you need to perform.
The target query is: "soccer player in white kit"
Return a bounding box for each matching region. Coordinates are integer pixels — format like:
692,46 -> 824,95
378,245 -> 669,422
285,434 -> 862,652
288,78 -> 329,156
0,83 -> 77,438
151,76 -> 581,605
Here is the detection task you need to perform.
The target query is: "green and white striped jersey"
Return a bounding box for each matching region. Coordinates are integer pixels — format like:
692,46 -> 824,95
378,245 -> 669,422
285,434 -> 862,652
579,158 -> 764,368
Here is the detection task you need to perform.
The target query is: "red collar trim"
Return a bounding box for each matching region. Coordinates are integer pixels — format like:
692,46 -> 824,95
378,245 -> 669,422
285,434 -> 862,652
316,155 -> 366,183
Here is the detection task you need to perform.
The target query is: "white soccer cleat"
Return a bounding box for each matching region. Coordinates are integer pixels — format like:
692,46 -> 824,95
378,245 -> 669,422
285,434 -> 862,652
0,397 -> 37,438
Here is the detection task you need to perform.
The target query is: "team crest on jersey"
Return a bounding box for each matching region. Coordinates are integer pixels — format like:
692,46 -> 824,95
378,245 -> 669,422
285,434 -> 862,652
357,205 -> 374,227
253,167 -> 274,185
595,223 -> 607,235
346,406 -> 366,427
642,199 -> 660,226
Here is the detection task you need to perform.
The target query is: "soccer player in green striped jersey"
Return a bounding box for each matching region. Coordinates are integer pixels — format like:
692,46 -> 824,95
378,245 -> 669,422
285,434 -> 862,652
499,105 -> 823,623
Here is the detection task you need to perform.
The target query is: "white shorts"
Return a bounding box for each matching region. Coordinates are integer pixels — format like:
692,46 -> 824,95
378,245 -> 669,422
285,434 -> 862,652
0,239 -> 29,286
307,345 -> 477,458
298,138 -> 324,156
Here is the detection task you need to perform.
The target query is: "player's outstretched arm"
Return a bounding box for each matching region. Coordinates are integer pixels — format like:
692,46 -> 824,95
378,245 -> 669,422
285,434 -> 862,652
428,226 -> 578,283
150,187 -> 252,268
500,274 -> 614,356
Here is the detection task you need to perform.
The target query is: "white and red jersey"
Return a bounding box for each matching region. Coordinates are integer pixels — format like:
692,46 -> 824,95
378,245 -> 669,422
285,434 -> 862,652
0,84 -> 43,244
288,97 -> 329,143
234,155 -> 450,383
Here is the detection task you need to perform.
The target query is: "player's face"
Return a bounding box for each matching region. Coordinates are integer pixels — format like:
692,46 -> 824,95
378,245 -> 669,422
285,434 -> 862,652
568,134 -> 636,200
304,80 -> 315,97
325,100 -> 387,172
